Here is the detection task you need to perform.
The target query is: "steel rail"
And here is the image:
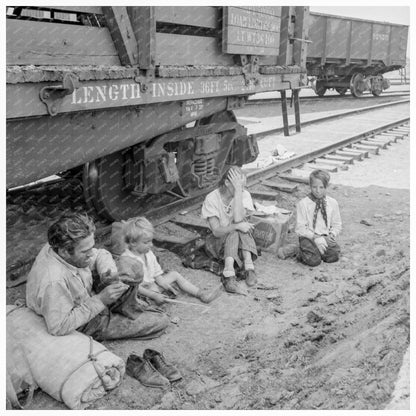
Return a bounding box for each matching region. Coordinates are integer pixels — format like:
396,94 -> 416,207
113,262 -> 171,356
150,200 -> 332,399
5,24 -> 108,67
246,91 -> 410,106
249,98 -> 410,140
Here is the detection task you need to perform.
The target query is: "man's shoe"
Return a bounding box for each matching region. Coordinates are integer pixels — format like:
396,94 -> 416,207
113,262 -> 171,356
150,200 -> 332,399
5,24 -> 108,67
245,270 -> 258,287
143,349 -> 182,382
126,354 -> 170,388
221,275 -> 248,295
197,284 -> 223,303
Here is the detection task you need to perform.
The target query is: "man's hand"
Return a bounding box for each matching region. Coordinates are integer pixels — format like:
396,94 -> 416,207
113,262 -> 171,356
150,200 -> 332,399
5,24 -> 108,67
314,236 -> 328,255
234,221 -> 254,233
97,282 -> 128,305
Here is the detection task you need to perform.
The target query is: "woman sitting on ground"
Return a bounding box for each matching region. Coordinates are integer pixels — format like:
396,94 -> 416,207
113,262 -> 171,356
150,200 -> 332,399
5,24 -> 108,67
201,166 -> 258,293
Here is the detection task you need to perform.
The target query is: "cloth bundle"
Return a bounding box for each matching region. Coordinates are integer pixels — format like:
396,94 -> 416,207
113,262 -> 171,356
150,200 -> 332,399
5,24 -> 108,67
6,305 -> 125,409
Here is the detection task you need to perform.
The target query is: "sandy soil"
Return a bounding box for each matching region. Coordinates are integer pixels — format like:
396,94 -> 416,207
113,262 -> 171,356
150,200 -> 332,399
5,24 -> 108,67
10,136 -> 410,410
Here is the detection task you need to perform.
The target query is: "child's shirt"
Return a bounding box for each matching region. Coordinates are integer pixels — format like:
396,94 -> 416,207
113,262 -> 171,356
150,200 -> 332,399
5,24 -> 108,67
120,248 -> 163,285
295,195 -> 342,240
202,188 -> 254,228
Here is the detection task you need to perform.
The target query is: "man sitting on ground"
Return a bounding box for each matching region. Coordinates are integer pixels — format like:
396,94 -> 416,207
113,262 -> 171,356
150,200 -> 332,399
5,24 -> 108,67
26,212 -> 169,340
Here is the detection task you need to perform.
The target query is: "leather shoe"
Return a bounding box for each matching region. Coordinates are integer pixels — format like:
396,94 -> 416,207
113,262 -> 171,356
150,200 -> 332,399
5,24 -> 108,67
245,270 -> 258,287
143,349 -> 182,382
126,353 -> 170,388
221,275 -> 248,295
197,284 -> 223,303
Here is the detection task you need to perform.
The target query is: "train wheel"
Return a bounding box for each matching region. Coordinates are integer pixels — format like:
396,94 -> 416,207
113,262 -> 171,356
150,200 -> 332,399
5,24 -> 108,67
350,73 -> 366,97
336,87 -> 348,96
315,81 -> 327,97
83,151 -> 144,221
371,75 -> 384,97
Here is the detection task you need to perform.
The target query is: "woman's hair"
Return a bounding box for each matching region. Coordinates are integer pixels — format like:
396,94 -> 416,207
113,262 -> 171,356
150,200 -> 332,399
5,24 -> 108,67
124,216 -> 154,245
48,212 -> 95,254
309,169 -> 330,188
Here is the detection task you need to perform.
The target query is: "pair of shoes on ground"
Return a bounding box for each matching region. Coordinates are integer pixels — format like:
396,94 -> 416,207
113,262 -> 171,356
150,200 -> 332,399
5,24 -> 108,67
221,270 -> 257,295
126,349 -> 182,388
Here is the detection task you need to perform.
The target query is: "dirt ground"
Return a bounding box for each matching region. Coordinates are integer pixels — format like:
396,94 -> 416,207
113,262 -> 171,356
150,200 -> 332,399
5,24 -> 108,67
12,136 -> 410,411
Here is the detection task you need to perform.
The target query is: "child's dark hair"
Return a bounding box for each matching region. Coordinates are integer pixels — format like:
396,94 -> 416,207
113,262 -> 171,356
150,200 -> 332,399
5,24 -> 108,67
309,169 -> 330,188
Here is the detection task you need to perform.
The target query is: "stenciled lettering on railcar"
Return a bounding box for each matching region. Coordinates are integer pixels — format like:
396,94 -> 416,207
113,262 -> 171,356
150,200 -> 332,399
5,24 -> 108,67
70,76 -> 277,106
373,33 -> 389,42
222,6 -> 281,55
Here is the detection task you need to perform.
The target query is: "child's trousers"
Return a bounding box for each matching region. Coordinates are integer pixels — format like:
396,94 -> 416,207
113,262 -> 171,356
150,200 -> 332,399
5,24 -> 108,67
298,236 -> 340,267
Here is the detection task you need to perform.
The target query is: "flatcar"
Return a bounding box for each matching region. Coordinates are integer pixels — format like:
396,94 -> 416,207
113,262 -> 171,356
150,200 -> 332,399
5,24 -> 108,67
6,6 -> 309,221
306,12 -> 408,97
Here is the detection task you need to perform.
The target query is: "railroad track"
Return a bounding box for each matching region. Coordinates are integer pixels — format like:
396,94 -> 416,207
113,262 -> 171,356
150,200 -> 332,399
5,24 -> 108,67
246,90 -> 410,106
6,103 -> 410,287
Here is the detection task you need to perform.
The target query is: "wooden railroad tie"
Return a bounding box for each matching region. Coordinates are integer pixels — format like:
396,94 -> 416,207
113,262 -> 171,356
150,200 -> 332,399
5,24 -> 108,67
352,144 -> 380,155
261,180 -> 298,193
250,190 -> 278,201
313,158 -> 349,170
337,148 -> 369,159
372,134 -> 398,143
279,170 -> 310,184
303,163 -> 338,173
361,139 -> 388,149
171,215 -> 210,231
322,154 -> 354,164
379,133 -> 402,142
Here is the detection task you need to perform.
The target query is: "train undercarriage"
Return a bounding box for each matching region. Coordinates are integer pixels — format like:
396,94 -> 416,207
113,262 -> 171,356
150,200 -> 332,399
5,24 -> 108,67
81,109 -> 258,221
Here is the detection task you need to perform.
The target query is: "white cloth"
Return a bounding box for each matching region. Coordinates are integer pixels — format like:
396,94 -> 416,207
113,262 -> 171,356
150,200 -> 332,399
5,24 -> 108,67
26,244 -> 117,336
7,305 -> 125,410
201,188 -> 254,228
120,248 -> 163,285
295,195 -> 342,240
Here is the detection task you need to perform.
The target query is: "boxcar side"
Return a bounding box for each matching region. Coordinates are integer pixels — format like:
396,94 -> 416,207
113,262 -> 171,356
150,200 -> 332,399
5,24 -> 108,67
6,6 -> 309,220
306,12 -> 408,97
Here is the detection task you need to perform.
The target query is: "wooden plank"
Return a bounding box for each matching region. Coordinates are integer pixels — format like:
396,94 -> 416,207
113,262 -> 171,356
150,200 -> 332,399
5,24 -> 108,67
155,6 -> 218,28
155,33 -> 234,66
102,6 -> 139,66
250,190 -> 278,200
171,215 -> 210,230
223,6 -> 281,56
261,180 -> 297,193
324,154 -> 354,163
7,19 -> 120,66
279,172 -> 310,184
128,7 -> 156,69
352,144 -> 380,155
304,163 -> 338,173
375,134 -> 399,142
46,6 -> 103,14
314,158 -> 347,166
154,231 -> 198,246
336,149 -> 368,159
364,138 -> 391,147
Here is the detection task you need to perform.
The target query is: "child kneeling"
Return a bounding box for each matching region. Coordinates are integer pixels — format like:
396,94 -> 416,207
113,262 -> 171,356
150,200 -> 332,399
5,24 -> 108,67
119,217 -> 221,304
278,169 -> 342,266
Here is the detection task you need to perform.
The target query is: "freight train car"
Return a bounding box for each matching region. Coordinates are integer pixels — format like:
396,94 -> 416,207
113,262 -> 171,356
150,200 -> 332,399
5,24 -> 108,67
307,12 -> 408,97
6,5 -> 309,221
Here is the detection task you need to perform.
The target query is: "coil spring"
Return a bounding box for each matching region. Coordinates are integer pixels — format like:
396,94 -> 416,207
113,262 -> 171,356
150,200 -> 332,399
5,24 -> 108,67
194,157 -> 215,176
